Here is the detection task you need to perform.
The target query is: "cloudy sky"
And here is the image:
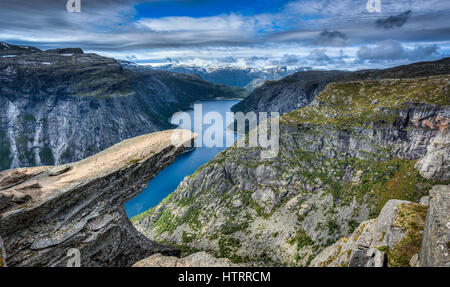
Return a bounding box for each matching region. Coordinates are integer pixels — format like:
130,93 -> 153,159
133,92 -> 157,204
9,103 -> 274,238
1,0 -> 449,69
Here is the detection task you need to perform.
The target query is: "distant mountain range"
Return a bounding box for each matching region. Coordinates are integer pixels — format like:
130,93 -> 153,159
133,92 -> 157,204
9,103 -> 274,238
147,64 -> 311,89
0,42 -> 245,171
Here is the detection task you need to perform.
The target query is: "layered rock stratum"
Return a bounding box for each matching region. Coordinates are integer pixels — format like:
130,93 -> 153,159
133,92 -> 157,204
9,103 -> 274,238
134,75 -> 449,266
0,130 -> 195,267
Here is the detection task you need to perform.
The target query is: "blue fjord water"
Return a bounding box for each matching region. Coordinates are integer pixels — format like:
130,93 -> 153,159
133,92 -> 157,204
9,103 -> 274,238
125,99 -> 241,218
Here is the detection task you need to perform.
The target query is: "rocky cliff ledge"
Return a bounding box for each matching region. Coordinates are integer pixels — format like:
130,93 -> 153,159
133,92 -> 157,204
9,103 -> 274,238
0,130 -> 195,267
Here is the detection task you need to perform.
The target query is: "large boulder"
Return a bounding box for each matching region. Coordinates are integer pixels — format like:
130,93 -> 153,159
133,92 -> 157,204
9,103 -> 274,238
416,130 -> 450,182
419,185 -> 450,267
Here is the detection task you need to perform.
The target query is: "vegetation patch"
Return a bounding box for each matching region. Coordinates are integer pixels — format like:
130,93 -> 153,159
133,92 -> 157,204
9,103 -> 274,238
39,146 -> 55,165
387,203 -> 428,267
282,75 -> 450,129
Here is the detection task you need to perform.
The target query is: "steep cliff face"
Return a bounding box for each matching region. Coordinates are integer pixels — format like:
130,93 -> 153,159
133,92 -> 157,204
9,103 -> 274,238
133,75 -> 449,266
0,42 -> 244,171
231,58 -> 450,116
419,185 -> 450,267
0,130 -> 195,267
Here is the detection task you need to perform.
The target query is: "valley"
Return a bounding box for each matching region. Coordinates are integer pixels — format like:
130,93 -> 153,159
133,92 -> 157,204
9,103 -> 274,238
0,42 -> 448,268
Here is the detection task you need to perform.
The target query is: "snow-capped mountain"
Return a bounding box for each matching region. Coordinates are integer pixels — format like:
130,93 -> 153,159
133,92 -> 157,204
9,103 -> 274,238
146,64 -> 312,89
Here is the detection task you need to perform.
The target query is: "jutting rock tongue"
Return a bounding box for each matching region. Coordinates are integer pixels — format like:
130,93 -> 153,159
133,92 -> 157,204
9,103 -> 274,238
0,130 -> 196,267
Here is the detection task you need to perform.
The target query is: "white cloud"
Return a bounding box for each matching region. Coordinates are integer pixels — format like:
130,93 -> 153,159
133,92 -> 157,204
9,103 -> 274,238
137,14 -> 264,33
0,0 -> 448,70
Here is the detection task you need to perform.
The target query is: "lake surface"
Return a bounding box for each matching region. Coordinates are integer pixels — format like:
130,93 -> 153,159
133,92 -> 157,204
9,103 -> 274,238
125,99 -> 241,218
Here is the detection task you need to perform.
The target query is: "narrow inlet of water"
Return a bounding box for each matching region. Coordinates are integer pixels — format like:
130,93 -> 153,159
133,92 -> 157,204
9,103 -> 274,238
125,99 -> 241,218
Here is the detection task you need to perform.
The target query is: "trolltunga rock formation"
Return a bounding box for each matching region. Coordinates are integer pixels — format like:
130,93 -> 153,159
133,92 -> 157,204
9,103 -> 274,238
0,130 -> 195,267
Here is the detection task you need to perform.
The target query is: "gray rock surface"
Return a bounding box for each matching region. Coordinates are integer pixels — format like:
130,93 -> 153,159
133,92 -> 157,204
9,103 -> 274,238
420,196 -> 430,206
409,253 -> 419,267
419,185 -> 450,267
416,130 -> 450,181
0,130 -> 195,267
133,252 -> 238,267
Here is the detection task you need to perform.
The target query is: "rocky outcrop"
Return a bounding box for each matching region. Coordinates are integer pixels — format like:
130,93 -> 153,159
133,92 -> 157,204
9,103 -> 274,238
0,42 -> 244,171
0,130 -> 196,267
231,58 -> 450,116
416,132 -> 450,182
311,200 -> 428,267
133,252 -> 238,267
134,75 -> 449,266
232,70 -> 347,115
419,185 -> 450,267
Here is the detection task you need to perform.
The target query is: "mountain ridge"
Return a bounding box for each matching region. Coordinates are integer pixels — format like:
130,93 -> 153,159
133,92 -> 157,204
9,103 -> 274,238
231,58 -> 450,116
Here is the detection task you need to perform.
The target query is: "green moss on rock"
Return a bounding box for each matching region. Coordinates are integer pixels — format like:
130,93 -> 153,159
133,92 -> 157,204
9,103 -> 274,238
388,203 -> 428,267
39,146 -> 55,165
282,75 -> 450,128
